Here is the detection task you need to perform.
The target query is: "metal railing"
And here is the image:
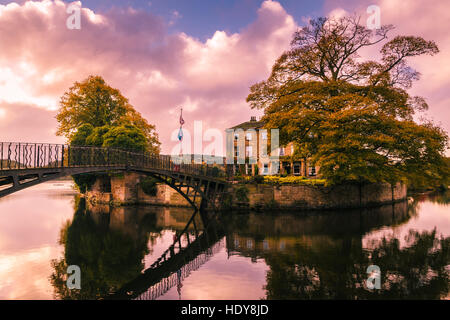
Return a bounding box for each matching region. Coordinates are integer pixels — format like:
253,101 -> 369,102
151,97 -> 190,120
0,142 -> 230,179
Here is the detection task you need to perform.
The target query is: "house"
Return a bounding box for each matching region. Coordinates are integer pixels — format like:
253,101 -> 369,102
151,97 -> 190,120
227,116 -> 319,177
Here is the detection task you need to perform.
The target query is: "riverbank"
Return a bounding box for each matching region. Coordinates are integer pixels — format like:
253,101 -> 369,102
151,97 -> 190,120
84,173 -> 407,211
223,181 -> 407,211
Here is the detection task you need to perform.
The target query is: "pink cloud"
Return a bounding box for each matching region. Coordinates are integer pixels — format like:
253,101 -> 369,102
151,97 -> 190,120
2,0 -> 447,156
0,0 -> 297,154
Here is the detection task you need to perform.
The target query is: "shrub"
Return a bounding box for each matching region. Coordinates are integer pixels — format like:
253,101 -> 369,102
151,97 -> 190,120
235,186 -> 249,203
72,174 -> 97,193
251,175 -> 264,184
140,176 -> 159,196
264,199 -> 280,210
211,166 -> 221,177
220,193 -> 233,211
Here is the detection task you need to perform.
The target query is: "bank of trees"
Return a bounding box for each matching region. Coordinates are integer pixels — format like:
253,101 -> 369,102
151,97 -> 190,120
247,16 -> 449,187
56,75 -> 161,191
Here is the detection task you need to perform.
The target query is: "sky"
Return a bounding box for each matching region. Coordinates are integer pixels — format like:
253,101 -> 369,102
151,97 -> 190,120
0,0 -> 449,155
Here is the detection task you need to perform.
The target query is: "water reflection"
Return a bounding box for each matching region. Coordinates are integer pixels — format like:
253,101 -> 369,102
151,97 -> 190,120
9,186 -> 445,300
224,199 -> 449,300
49,197 -> 205,299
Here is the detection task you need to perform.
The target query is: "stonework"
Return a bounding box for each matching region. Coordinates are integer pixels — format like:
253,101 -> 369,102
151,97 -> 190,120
227,182 -> 407,210
87,172 -> 192,207
86,173 -> 407,210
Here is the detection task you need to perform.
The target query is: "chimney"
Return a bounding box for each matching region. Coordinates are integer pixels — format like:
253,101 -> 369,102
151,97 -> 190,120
250,116 -> 256,122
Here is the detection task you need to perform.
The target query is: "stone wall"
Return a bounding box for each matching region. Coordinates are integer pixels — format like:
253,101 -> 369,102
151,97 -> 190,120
228,182 -> 407,210
86,173 -> 407,210
87,172 -> 192,207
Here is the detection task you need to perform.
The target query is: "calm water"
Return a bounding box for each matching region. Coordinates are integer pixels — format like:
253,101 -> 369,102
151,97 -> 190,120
0,181 -> 448,299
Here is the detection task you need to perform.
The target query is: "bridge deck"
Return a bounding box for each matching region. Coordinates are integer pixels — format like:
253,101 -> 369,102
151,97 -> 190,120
0,142 -> 229,211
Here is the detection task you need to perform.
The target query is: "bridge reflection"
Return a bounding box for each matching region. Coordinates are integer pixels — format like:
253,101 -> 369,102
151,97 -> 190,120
109,215 -> 225,300
51,197 -> 226,300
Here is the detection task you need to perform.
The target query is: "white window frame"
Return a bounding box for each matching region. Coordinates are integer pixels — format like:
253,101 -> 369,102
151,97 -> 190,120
246,145 -> 252,157
261,131 -> 268,140
263,163 -> 269,174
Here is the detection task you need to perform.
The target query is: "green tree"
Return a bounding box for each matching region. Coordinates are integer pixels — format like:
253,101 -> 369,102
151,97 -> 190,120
68,123 -> 149,192
247,16 -> 448,186
69,123 -> 94,146
56,75 -> 160,154
85,125 -> 111,147
102,124 -> 148,152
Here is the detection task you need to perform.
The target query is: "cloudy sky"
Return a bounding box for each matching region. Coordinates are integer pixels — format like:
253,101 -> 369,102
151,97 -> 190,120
0,0 -> 449,155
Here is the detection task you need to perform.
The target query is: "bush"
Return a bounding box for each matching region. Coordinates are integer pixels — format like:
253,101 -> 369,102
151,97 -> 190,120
251,175 -> 265,184
210,166 -> 221,177
102,124 -> 148,152
235,186 -> 249,203
140,176 -> 159,196
72,174 -> 97,193
220,193 -> 233,211
264,199 -> 280,210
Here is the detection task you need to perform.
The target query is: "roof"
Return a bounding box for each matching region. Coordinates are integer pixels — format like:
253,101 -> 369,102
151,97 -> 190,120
228,119 -> 265,130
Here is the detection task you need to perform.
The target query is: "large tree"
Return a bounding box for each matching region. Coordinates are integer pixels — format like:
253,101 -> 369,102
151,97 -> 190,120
247,16 -> 448,185
56,75 -> 160,154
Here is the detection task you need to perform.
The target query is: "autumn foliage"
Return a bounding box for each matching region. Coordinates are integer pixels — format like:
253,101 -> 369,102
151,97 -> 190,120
247,16 -> 449,186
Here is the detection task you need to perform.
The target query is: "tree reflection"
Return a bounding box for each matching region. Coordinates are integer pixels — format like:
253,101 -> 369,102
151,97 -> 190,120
225,198 -> 449,299
424,191 -> 450,205
50,197 -> 158,299
263,229 -> 449,299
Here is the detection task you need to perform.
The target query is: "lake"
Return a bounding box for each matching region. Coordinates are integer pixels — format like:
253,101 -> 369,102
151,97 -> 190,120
0,181 -> 448,299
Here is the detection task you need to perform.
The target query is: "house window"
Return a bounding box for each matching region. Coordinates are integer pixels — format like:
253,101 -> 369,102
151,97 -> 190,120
246,132 -> 252,140
235,147 -> 239,157
263,240 -> 269,250
261,131 -> 267,140
293,162 -> 301,175
263,163 -> 269,174
246,164 -> 252,175
246,146 -> 252,157
309,166 -> 316,176
283,162 -> 291,175
279,147 -> 285,156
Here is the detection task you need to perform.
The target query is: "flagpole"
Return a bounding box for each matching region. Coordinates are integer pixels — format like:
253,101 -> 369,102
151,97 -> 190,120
178,107 -> 184,158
